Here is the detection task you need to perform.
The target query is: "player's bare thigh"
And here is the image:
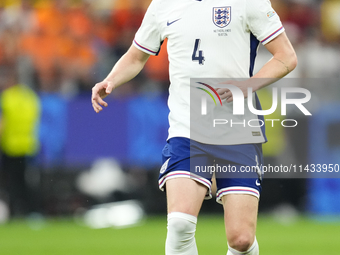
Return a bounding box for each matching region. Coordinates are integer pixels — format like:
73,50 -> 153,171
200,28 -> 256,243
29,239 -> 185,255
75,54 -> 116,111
166,178 -> 208,217
222,194 -> 259,251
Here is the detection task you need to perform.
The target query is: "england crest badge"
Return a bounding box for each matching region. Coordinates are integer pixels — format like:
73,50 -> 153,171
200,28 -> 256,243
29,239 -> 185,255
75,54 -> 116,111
213,7 -> 231,28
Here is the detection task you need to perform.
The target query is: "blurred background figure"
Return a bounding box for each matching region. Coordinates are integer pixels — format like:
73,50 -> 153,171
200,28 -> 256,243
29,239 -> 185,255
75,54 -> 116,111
0,65 -> 40,218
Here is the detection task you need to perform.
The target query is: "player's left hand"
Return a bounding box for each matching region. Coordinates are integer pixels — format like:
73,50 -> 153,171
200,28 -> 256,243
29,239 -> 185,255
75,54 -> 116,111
216,80 -> 253,103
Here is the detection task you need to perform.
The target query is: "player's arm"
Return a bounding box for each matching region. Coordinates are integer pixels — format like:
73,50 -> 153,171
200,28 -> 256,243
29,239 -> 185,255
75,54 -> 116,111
250,31 -> 297,89
219,32 -> 297,102
91,45 -> 150,113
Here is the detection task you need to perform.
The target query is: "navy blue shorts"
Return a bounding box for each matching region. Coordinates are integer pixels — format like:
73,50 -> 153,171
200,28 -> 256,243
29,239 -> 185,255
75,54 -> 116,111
158,137 -> 263,204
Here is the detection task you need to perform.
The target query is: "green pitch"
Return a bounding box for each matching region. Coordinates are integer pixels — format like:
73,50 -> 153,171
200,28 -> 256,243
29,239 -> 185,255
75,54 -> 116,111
0,215 -> 339,255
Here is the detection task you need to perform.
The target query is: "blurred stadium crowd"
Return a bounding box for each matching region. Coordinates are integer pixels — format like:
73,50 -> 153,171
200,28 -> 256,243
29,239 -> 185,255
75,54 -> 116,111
0,0 -> 340,219
0,0 -> 339,92
0,0 -> 169,94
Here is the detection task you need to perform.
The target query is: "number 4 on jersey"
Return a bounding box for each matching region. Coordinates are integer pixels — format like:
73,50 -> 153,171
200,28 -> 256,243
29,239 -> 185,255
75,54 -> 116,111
192,39 -> 205,65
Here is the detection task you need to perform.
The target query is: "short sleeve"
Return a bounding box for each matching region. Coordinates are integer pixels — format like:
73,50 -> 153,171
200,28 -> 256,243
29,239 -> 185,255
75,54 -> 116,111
133,0 -> 162,55
246,0 -> 284,45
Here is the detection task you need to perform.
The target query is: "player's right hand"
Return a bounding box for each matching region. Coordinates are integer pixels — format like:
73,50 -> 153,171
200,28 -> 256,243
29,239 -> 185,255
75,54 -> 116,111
91,81 -> 114,113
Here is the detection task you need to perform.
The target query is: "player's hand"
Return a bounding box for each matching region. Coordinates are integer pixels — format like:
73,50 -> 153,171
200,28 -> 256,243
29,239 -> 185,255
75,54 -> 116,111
216,80 -> 252,103
91,81 -> 114,113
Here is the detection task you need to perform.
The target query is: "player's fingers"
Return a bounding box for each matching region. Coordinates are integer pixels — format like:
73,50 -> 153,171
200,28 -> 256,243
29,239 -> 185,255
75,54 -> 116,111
218,90 -> 232,100
97,97 -> 108,107
216,88 -> 229,95
92,104 -> 102,113
219,93 -> 226,100
226,96 -> 233,103
105,82 -> 114,94
91,90 -> 101,113
91,82 -> 109,112
220,93 -> 229,100
92,81 -> 108,96
216,88 -> 223,94
92,98 -> 103,113
91,85 -> 101,101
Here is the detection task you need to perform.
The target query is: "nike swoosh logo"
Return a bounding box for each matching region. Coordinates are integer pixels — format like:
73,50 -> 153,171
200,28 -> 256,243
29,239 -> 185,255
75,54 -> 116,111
167,19 -> 181,26
255,179 -> 261,186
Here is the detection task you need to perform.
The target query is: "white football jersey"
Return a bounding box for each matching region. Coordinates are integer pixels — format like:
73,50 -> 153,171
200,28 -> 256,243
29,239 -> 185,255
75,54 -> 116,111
133,0 -> 284,145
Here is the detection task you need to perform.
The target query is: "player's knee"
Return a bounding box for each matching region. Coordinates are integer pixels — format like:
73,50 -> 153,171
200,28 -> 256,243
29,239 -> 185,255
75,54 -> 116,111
167,213 -> 196,237
166,212 -> 197,250
168,216 -> 192,235
228,233 -> 254,252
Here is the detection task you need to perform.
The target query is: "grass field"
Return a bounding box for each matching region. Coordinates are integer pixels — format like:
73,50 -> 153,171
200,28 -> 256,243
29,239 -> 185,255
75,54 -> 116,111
0,215 -> 339,255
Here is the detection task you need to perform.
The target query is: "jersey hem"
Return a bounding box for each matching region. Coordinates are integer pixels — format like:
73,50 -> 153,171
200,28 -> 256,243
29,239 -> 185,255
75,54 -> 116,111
216,186 -> 260,204
260,26 -> 285,45
158,170 -> 213,200
133,39 -> 158,55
